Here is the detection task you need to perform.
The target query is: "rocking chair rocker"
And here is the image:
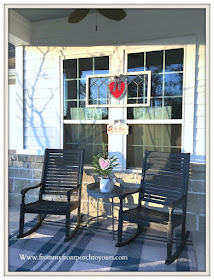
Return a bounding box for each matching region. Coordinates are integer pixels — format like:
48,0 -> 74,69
17,148 -> 84,242
116,151 -> 190,265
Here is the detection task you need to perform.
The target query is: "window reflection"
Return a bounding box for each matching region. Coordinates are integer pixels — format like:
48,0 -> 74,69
63,59 -> 77,79
89,77 -> 109,105
165,48 -> 184,72
127,75 -> 148,104
146,50 -> 163,73
165,73 -> 183,96
127,98 -> 162,120
79,58 -> 93,79
151,74 -> 163,97
127,124 -> 182,168
64,124 -> 108,164
127,48 -> 184,120
128,52 -> 144,72
94,56 -> 109,75
164,98 -> 182,119
63,56 -> 109,121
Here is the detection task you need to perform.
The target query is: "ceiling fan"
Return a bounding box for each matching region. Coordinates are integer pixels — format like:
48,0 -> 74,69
68,9 -> 127,23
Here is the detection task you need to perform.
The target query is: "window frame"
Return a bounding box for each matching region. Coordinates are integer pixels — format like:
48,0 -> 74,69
60,51 -> 113,127
60,51 -> 113,162
124,46 -> 184,169
123,39 -> 196,169
85,71 -> 152,108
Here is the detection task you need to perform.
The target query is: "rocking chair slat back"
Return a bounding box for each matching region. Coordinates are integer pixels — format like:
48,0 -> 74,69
42,149 -> 84,195
141,151 -> 190,207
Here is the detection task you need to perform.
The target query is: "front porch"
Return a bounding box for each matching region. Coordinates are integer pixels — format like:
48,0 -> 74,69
8,209 -> 205,273
6,5 -> 208,275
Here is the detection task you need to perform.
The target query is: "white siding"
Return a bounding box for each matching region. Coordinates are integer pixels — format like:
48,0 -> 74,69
193,43 -> 206,162
8,83 -> 17,149
23,47 -> 60,151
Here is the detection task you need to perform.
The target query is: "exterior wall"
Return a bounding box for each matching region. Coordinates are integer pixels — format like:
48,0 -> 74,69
19,38 -> 206,162
8,150 -> 206,232
193,44 -> 206,162
8,71 -> 17,150
23,47 -> 61,152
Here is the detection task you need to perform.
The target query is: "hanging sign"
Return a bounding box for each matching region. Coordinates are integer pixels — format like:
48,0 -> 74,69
107,124 -> 129,135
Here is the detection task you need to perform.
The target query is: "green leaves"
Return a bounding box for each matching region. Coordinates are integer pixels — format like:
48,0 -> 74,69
92,142 -> 119,178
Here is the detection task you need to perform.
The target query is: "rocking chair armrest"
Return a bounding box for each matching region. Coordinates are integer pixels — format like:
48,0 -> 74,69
119,187 -> 141,200
21,183 -> 42,195
66,184 -> 81,201
168,195 -> 187,212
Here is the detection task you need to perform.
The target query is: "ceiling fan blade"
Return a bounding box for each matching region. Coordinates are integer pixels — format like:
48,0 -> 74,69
97,9 -> 127,21
68,9 -> 90,23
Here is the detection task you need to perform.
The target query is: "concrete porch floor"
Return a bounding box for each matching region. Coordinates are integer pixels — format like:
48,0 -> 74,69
8,207 -> 206,272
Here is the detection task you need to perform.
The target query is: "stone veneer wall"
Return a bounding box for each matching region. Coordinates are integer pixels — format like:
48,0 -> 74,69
8,150 -> 206,232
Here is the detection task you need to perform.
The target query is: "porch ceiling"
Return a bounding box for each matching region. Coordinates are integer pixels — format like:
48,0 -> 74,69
12,8 -> 122,23
13,8 -> 77,22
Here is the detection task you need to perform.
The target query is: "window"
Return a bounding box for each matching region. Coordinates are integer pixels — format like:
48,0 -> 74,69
127,49 -> 183,120
8,43 -> 15,69
61,43 -> 195,170
63,56 -> 109,164
126,48 -> 184,168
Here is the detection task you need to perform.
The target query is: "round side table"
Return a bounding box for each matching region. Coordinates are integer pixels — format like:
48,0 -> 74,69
86,182 -> 127,240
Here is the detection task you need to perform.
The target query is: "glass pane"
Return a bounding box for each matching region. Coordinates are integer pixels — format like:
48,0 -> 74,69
163,124 -> 181,147
98,82 -> 108,104
127,98 -> 162,120
64,101 -> 77,120
127,75 -> 148,104
89,77 -> 109,105
63,59 -> 77,79
64,80 -> 77,100
128,52 -> 144,72
127,78 -> 138,100
151,74 -> 163,97
94,56 -> 109,75
79,79 -> 86,100
101,108 -> 108,120
64,124 -> 107,164
164,97 -> 182,119
9,43 -> 15,69
165,48 -> 184,72
127,145 -> 144,169
146,51 -> 163,73
165,73 -> 183,96
89,79 -> 98,104
79,58 -> 93,78
144,125 -> 162,146
127,124 -> 182,168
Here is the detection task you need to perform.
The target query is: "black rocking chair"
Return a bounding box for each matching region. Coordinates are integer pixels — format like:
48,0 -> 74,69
17,148 -> 84,242
116,151 -> 190,265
